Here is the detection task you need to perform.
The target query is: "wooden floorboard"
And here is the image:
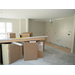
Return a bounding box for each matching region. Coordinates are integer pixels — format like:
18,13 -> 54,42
45,42 -> 71,53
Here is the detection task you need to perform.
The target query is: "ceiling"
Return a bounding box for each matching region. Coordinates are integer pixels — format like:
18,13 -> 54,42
0,9 -> 75,20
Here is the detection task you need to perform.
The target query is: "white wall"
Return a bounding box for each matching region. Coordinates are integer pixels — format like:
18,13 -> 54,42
29,19 -> 45,36
0,18 -> 27,38
71,14 -> 75,53
45,16 -> 74,49
0,18 -> 19,37
21,19 -> 26,33
26,18 -> 29,32
0,17 -> 73,49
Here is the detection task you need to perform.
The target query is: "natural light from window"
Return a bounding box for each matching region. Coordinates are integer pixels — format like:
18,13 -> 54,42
0,22 -> 12,39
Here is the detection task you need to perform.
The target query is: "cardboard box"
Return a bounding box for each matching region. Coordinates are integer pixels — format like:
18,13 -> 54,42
7,33 -> 16,38
21,41 -> 29,55
2,44 -> 22,65
38,41 -> 45,58
24,42 -> 38,61
20,32 -> 33,38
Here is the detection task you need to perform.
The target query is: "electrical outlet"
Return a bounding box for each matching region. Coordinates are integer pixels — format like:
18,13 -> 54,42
68,34 -> 70,35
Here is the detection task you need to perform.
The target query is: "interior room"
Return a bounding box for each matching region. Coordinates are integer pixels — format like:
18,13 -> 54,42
0,9 -> 75,65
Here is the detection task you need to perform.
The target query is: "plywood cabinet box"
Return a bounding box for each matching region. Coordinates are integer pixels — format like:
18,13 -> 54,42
38,41 -> 45,58
24,42 -> 38,61
2,44 -> 22,65
1,40 -> 45,64
24,41 -> 45,61
7,33 -> 16,38
20,32 -> 33,38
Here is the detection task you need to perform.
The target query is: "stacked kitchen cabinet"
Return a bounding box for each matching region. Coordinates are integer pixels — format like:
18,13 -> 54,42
7,33 -> 16,38
20,32 -> 33,38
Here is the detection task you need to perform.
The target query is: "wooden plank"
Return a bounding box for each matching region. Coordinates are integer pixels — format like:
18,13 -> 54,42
45,42 -> 71,53
2,44 -> 9,65
0,37 -> 45,43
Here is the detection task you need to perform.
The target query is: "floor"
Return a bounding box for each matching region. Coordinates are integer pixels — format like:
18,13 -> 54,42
10,45 -> 75,65
45,42 -> 71,53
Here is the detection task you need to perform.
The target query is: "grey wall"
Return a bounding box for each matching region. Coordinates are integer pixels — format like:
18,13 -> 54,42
29,19 -> 45,36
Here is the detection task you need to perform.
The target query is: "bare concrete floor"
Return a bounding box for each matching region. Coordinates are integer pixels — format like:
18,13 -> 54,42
10,45 -> 75,65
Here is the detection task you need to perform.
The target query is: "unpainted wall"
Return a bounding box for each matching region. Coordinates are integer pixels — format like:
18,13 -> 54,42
29,19 -> 45,36
45,16 -> 74,49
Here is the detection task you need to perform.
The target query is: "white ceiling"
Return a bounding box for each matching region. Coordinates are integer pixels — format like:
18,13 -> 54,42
0,9 -> 75,20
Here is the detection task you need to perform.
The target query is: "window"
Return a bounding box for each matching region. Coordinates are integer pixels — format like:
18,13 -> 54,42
6,23 -> 12,33
0,22 -> 12,39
